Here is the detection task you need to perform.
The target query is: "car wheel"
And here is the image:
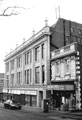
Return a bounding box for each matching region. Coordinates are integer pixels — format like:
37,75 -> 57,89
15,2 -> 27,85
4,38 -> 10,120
9,106 -> 11,109
4,106 -> 6,109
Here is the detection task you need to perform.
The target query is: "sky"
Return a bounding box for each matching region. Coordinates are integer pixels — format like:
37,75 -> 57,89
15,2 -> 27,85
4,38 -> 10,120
0,0 -> 82,73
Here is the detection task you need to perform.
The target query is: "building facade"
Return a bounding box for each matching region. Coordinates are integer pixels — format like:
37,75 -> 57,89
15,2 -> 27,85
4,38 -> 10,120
51,42 -> 82,110
3,25 -> 51,108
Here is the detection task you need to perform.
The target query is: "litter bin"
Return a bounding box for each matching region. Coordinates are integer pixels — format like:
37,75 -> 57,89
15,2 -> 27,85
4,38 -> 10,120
43,99 -> 49,112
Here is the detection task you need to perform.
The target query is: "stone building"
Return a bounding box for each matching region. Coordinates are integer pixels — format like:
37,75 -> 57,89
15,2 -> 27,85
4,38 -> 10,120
3,23 -> 51,108
3,18 -> 82,109
51,42 -> 82,110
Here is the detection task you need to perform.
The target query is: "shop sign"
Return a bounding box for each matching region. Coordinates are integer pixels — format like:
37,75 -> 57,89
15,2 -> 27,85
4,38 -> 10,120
24,90 -> 37,95
47,85 -> 74,91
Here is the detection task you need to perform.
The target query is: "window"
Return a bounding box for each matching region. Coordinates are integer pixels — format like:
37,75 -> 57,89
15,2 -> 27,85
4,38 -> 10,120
27,52 -> 30,64
65,58 -> 70,74
27,69 -> 30,84
35,47 -> 39,61
42,65 -> 45,83
25,51 -> 31,65
11,74 -> 14,86
55,61 -> 60,75
65,36 -> 70,45
24,69 -> 30,84
79,29 -> 82,35
30,51 -> 32,63
42,44 -> 45,59
17,72 -> 22,85
30,69 -> 32,84
35,67 -> 40,84
6,75 -> 9,87
17,56 -> 22,68
71,27 -> 74,33
11,59 -> 14,70
6,63 -> 9,72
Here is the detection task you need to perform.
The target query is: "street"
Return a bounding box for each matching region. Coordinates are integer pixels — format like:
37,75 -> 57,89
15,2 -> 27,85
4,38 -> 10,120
0,106 -> 50,120
0,104 -> 82,120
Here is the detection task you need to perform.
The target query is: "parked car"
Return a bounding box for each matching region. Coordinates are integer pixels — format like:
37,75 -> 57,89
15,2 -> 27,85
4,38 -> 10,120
4,99 -> 22,110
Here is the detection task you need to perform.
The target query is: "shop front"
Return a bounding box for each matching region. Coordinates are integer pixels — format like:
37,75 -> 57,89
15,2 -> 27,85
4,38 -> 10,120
48,84 -> 75,110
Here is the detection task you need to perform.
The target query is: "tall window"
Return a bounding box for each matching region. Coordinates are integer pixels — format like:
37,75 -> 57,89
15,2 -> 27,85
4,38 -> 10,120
11,59 -> 14,70
30,51 -> 32,63
17,56 -> 22,68
11,74 -> 14,86
35,67 -> 40,84
35,47 -> 39,61
6,63 -> 9,72
27,69 -> 29,84
24,69 -> 30,84
6,75 -> 9,87
27,52 -> 30,64
42,44 -> 45,59
42,65 -> 45,83
65,36 -> 70,45
25,51 -> 30,65
17,72 -> 22,85
55,61 -> 60,75
65,58 -> 70,74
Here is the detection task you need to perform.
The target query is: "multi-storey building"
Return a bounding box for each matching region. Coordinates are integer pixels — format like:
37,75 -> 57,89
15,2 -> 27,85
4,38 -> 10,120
3,24 -> 51,107
3,17 -> 82,109
51,42 -> 82,110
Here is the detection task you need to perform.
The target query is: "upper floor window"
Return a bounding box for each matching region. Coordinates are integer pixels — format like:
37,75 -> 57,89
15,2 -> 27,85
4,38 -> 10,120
65,58 -> 70,74
35,67 -> 40,84
17,56 -> 22,68
11,74 -> 14,86
42,65 -> 45,83
71,27 -> 74,33
25,51 -> 31,65
11,59 -> 14,70
42,44 -> 45,59
6,63 -> 9,72
55,61 -> 60,76
24,69 -> 30,84
79,29 -> 82,35
65,36 -> 70,45
35,47 -> 40,61
17,72 -> 22,85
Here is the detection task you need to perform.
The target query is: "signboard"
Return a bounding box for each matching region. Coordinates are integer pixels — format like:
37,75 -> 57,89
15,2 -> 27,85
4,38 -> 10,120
47,85 -> 74,91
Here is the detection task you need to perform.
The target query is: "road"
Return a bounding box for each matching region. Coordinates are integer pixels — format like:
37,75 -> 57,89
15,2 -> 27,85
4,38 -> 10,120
0,105 -> 82,120
0,106 -> 50,120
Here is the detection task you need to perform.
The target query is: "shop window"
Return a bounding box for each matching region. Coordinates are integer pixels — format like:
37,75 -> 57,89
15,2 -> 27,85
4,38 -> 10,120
25,95 -> 37,107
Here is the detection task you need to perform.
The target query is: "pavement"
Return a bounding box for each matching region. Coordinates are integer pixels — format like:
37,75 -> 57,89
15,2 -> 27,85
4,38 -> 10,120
0,102 -> 82,118
22,105 -> 82,117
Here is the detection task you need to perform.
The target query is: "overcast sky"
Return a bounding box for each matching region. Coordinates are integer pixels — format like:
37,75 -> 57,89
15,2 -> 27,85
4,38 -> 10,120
0,0 -> 82,73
